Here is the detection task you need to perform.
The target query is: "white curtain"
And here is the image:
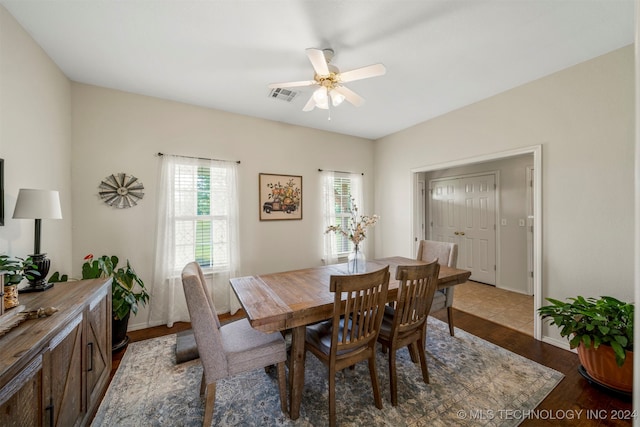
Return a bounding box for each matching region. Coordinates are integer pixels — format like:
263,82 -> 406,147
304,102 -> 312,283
149,154 -> 241,327
321,171 -> 338,265
321,171 -> 363,264
349,173 -> 365,250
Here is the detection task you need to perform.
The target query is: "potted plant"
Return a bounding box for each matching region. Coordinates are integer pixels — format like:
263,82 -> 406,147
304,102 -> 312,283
0,255 -> 39,311
82,254 -> 149,351
0,255 -> 39,286
538,295 -> 633,393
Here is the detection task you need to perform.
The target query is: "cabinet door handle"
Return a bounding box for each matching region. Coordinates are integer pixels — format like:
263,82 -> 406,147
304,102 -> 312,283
454,231 -> 459,235
459,232 -> 465,236
87,342 -> 94,372
45,400 -> 54,427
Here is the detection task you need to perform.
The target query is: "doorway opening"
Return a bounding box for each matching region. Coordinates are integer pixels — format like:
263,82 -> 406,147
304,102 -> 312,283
411,145 -> 542,340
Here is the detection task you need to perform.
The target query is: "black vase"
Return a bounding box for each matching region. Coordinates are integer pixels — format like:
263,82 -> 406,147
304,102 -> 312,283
112,311 -> 131,353
20,253 -> 54,292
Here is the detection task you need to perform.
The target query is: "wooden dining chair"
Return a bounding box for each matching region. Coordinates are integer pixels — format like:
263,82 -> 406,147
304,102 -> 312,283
417,239 -> 458,336
305,266 -> 390,427
377,261 -> 440,406
181,262 -> 288,426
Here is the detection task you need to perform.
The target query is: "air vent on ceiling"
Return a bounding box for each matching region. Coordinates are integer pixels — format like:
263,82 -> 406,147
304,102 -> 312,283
269,87 -> 298,102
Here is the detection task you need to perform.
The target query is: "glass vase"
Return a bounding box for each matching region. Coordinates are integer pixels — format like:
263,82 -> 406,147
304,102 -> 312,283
347,245 -> 367,274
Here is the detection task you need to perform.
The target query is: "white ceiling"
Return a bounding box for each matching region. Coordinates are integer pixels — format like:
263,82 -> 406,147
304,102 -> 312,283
1,0 -> 634,140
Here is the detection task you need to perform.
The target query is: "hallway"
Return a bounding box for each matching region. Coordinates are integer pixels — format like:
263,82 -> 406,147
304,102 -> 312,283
452,281 -> 534,336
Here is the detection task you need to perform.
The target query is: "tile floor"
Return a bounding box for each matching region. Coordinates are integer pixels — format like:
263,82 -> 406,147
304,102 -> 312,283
452,281 -> 534,336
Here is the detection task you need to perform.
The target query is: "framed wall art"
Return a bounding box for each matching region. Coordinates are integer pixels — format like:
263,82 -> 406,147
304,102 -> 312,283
259,173 -> 302,221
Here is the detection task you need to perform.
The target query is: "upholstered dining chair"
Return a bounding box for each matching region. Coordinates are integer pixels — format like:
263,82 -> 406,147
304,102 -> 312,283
305,266 -> 390,427
377,261 -> 440,406
416,239 -> 459,336
181,262 -> 288,426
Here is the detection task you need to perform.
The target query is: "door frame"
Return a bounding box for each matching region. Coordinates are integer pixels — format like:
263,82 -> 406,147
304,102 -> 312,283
411,144 -> 542,340
428,171 -> 499,287
526,166 -> 535,295
415,179 -> 426,253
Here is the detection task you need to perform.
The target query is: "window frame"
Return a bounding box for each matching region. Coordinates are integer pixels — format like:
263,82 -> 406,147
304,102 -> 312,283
332,176 -> 355,257
172,162 -> 232,273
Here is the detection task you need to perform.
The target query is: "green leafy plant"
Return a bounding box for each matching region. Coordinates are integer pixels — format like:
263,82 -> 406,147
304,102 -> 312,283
538,296 -> 633,366
0,255 -> 39,285
48,271 -> 69,283
82,254 -> 150,321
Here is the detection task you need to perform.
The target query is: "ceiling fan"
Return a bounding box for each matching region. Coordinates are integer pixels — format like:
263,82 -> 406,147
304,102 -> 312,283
268,48 -> 386,112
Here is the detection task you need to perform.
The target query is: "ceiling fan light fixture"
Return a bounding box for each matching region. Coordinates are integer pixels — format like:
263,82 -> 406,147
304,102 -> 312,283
316,98 -> 329,110
313,87 -> 328,103
330,90 -> 345,107
268,48 -> 385,114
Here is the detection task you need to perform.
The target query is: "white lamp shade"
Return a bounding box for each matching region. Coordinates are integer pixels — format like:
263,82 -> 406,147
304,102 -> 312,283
13,189 -> 62,219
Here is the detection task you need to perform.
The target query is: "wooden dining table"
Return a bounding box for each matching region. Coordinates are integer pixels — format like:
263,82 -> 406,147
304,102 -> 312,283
230,256 -> 471,419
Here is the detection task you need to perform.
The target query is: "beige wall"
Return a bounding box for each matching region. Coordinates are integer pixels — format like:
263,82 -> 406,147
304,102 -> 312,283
0,6 -> 72,275
71,83 -> 374,330
374,45 -> 635,346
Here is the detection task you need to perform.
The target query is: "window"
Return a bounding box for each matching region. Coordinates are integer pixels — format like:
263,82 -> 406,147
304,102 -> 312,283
332,176 -> 355,255
322,171 -> 363,263
174,164 -> 233,271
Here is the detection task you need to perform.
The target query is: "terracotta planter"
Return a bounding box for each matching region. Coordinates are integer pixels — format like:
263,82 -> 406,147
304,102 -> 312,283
577,342 -> 633,393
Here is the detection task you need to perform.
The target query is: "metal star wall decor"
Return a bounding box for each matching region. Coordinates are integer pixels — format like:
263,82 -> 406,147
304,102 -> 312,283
99,173 -> 144,208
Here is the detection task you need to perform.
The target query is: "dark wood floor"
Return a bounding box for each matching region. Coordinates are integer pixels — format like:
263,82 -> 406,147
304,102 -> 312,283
110,309 -> 633,426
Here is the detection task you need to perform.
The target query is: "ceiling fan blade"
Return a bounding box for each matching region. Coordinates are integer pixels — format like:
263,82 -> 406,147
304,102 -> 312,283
332,86 -> 365,107
268,80 -> 317,89
302,94 -> 317,112
339,63 -> 386,83
305,48 -> 330,76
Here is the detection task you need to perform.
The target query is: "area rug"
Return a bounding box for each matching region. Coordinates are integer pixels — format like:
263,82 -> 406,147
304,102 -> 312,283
92,318 -> 563,427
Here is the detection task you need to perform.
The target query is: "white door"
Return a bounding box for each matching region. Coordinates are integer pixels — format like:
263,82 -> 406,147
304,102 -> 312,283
430,179 -> 459,243
458,175 -> 496,284
430,174 -> 497,285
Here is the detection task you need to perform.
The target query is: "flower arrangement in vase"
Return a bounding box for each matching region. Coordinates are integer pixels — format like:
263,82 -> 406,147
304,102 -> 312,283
325,199 -> 379,273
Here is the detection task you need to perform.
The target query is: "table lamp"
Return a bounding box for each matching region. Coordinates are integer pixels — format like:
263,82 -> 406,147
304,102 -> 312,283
12,189 -> 62,292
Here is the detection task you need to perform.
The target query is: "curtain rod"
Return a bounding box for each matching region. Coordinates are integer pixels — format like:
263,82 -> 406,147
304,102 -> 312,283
157,152 -> 240,164
318,168 -> 364,176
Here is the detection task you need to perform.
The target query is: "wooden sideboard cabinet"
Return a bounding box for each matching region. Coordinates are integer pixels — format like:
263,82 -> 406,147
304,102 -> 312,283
0,278 -> 112,427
